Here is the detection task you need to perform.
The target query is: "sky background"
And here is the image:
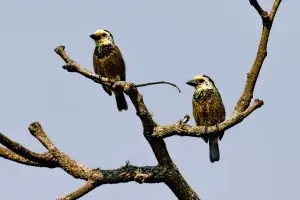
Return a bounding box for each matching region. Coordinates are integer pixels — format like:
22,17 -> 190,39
0,0 -> 299,199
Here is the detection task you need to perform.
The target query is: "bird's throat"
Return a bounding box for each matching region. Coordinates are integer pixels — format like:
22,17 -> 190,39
94,44 -> 114,59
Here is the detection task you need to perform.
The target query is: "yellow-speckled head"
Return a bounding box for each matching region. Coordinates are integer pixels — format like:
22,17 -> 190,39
90,29 -> 114,46
193,75 -> 204,82
187,74 -> 215,90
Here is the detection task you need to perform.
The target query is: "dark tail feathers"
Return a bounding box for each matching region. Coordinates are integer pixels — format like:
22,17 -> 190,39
102,85 -> 112,96
115,92 -> 128,111
209,137 -> 220,163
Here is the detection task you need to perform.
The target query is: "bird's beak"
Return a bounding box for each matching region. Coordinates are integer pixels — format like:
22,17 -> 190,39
90,34 -> 97,40
186,80 -> 197,87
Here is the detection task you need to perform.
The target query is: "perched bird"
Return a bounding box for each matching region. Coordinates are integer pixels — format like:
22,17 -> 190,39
187,75 -> 225,163
90,29 -> 128,111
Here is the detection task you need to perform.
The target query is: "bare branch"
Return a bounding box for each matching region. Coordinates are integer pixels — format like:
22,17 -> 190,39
249,0 -> 270,23
55,46 -> 180,94
28,122 -> 56,150
54,46 -> 111,86
0,132 -> 54,165
136,81 -> 181,93
234,0 -> 281,113
54,46 -> 73,63
0,147 -> 50,167
58,164 -> 166,200
99,164 -> 165,184
57,181 -> 97,200
0,122 -> 168,199
270,0 -> 282,20
153,99 -> 263,139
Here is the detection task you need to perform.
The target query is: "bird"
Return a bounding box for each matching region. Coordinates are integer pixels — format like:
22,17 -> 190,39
186,74 -> 225,163
90,29 -> 128,111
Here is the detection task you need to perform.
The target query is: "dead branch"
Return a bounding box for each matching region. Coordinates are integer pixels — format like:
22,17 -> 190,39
0,147 -> 49,167
0,132 -> 56,166
153,99 -> 263,138
55,46 -> 180,93
249,0 -> 269,22
57,181 -> 97,200
0,122 -> 166,200
234,0 -> 282,113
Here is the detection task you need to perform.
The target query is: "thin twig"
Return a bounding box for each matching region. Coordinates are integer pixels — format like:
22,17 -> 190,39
57,181 -> 97,200
135,81 -> 181,93
234,0 -> 281,113
249,0 -> 269,21
270,0 -> 282,20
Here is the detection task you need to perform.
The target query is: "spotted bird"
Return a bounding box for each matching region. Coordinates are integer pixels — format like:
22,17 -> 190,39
187,75 -> 226,162
90,29 -> 128,111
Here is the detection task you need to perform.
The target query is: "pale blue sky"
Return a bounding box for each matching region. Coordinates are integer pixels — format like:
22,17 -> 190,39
0,0 -> 299,199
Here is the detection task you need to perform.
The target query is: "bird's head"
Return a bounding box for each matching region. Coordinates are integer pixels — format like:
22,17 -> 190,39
186,74 -> 215,91
90,29 -> 114,46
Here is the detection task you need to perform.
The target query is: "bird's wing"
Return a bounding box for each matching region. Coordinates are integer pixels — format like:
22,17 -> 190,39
114,46 -> 126,81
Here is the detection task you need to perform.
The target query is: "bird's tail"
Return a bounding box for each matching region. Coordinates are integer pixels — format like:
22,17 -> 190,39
114,91 -> 128,111
209,136 -> 220,163
102,85 -> 112,96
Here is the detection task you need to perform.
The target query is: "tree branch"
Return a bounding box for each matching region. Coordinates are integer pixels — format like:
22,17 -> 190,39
0,147 -> 50,167
28,122 -> 56,150
234,0 -> 281,114
153,99 -> 263,138
0,132 -> 56,166
99,164 -> 165,184
0,122 -> 169,199
249,0 -> 270,23
58,164 -> 166,200
270,0 -> 282,20
57,181 -> 97,200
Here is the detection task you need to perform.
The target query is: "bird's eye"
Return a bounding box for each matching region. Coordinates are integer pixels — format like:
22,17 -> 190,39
199,79 -> 205,83
101,33 -> 107,37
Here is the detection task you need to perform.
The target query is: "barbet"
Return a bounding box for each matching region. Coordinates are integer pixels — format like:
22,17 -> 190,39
187,75 -> 225,163
90,29 -> 128,111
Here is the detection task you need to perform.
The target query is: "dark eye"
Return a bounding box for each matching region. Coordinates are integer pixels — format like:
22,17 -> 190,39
101,33 -> 107,37
199,79 -> 205,83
